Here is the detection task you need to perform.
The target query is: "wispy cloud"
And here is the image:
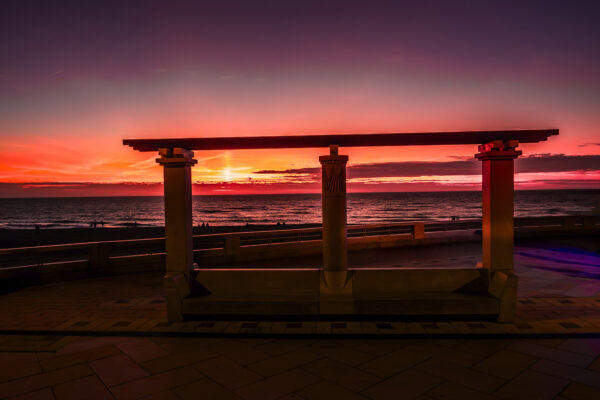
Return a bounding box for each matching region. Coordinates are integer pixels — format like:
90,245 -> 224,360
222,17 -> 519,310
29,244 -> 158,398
46,69 -> 64,78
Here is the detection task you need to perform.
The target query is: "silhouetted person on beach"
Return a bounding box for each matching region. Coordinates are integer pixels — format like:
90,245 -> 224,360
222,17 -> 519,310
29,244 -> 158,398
100,221 -> 104,228
93,219 -> 97,228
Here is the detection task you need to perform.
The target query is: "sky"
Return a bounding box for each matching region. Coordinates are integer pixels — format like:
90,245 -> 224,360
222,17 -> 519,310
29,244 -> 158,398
0,0 -> 599,197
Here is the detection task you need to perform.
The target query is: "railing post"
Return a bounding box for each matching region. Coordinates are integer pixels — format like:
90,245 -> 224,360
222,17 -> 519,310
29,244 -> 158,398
412,223 -> 425,239
88,243 -> 110,270
224,235 -> 241,257
563,216 -> 577,230
583,216 -> 595,230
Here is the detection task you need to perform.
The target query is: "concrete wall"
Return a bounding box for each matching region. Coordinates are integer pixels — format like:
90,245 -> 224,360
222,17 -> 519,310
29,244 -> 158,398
1,216 -> 597,290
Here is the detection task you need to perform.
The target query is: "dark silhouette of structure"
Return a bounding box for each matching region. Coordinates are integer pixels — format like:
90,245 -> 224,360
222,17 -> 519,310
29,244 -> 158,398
124,129 -> 558,322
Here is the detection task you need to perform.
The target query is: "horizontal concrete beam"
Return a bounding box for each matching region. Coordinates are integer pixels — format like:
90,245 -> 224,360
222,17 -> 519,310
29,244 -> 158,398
123,130 -> 559,152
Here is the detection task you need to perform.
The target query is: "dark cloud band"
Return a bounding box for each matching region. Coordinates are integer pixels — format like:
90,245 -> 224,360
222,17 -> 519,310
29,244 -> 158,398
254,154 -> 600,178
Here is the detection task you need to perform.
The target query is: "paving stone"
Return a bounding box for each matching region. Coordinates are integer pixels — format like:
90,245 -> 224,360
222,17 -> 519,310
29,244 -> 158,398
362,369 -> 442,400
560,382 -> 600,400
558,339 -> 600,356
138,390 -> 179,399
213,341 -> 270,366
360,348 -> 432,378
7,388 -> 54,400
140,347 -> 218,375
110,366 -> 202,399
247,349 -> 320,377
416,359 -> 505,393
0,364 -> 93,399
427,339 -> 466,348
301,358 -> 379,392
255,339 -> 314,356
90,354 -> 149,386
426,381 -> 497,400
495,369 -> 570,400
41,344 -> 121,372
156,337 -> 224,354
0,353 -> 41,382
234,369 -> 319,400
53,375 -> 113,400
473,349 -> 537,380
402,343 -> 483,367
523,339 -> 565,348
452,339 -> 511,357
588,356 -> 600,372
116,339 -> 168,363
532,359 -> 600,388
306,343 -> 373,366
172,378 -> 241,400
277,394 -> 306,400
508,341 -> 594,367
194,356 -> 263,390
297,380 -> 368,400
353,339 -> 410,356
56,338 -> 128,355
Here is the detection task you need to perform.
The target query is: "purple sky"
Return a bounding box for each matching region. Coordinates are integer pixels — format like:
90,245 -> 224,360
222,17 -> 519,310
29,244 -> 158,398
1,0 -> 599,196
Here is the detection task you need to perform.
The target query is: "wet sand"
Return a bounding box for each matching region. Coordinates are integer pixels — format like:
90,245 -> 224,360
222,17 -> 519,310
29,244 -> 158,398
0,224 -> 320,249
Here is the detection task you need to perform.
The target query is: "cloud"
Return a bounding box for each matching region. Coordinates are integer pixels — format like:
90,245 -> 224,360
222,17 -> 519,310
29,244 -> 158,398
46,69 -> 64,78
254,167 -> 319,175
515,154 -> 600,173
348,161 -> 478,178
20,183 -> 88,188
253,154 -> 600,179
0,182 -> 163,197
577,143 -> 600,147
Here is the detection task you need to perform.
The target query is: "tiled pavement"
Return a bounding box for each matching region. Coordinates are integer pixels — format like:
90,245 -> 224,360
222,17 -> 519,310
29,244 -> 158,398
1,334 -> 600,399
1,239 -> 599,398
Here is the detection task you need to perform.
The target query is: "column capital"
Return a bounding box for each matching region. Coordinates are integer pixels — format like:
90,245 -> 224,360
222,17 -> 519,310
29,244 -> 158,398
475,140 -> 522,161
319,145 -> 348,164
156,148 -> 198,167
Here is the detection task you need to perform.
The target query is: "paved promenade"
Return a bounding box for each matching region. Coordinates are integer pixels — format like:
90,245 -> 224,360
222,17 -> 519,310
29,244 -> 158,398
0,238 -> 599,399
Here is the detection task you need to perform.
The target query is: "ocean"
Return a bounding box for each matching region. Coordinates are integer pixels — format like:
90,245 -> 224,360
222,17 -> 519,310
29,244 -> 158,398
0,190 -> 598,229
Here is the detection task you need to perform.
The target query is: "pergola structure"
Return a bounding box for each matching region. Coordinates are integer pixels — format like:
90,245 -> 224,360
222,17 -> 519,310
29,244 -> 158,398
124,129 -> 558,322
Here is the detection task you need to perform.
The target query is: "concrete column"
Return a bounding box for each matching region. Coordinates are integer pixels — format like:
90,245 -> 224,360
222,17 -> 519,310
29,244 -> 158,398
156,147 -> 197,321
475,140 -> 521,322
319,145 -> 349,293
475,140 -> 521,272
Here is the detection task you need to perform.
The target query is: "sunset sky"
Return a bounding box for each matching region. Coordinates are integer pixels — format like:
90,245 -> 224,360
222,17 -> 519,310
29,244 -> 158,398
1,0 -> 599,197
